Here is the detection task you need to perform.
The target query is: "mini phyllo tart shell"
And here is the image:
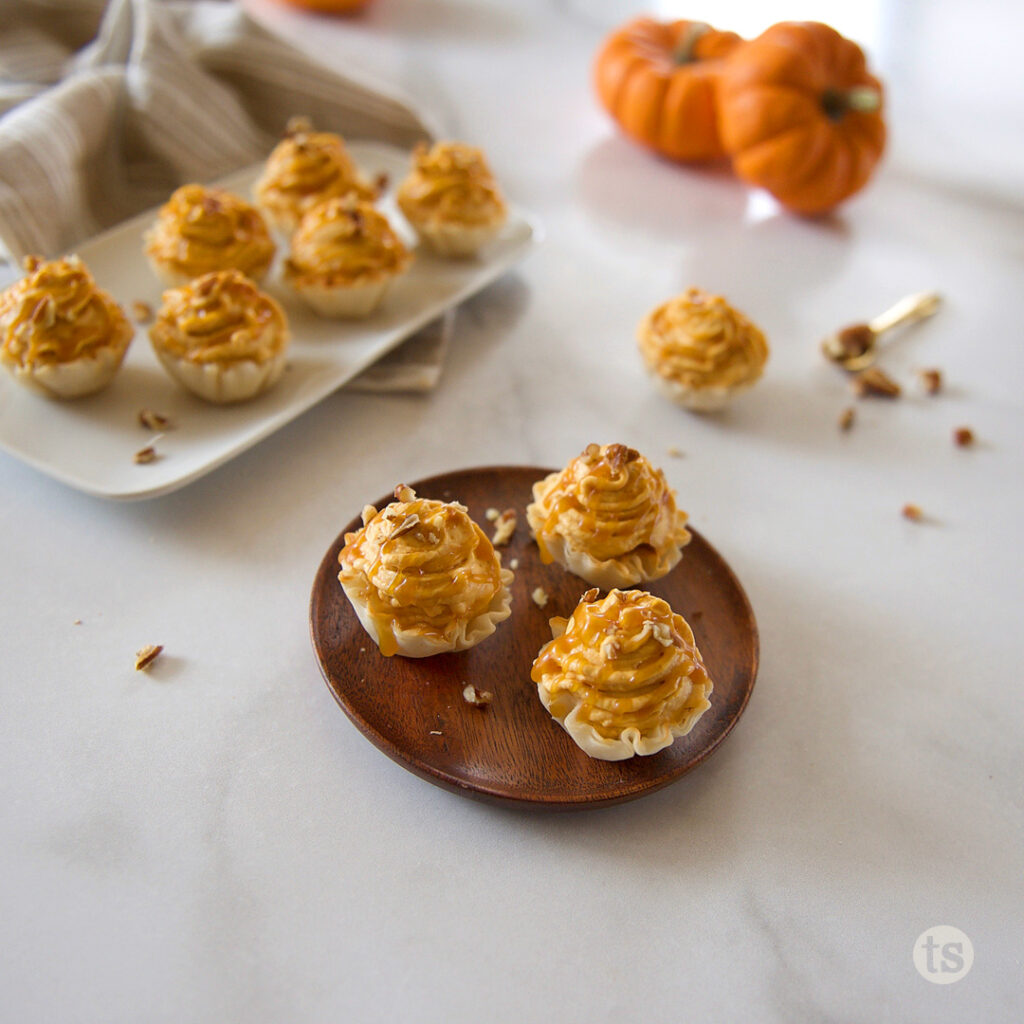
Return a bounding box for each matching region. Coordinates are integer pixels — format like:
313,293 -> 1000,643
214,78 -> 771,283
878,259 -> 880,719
149,270 -> 289,404
396,141 -> 507,257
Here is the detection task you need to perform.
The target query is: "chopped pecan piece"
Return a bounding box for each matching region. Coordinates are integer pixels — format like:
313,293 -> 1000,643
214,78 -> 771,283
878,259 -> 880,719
388,513 -> 420,540
462,684 -> 493,708
130,300 -> 153,324
138,409 -> 173,431
491,509 -> 517,547
919,368 -> 943,395
134,644 -> 163,671
133,442 -> 161,464
852,367 -> 901,398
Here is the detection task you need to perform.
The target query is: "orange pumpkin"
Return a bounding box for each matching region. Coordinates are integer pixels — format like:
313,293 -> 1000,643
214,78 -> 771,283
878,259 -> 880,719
273,0 -> 373,13
717,21 -> 886,214
594,17 -> 744,162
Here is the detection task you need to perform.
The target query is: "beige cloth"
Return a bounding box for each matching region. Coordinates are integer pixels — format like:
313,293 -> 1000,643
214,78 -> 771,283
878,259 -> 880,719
0,0 -> 448,393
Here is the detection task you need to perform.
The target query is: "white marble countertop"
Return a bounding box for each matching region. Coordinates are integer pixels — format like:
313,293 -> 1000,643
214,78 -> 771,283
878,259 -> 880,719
3,1 -> 1022,1020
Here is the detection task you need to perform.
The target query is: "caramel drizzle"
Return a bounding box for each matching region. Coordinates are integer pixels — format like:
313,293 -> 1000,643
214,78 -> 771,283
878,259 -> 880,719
150,270 -> 285,364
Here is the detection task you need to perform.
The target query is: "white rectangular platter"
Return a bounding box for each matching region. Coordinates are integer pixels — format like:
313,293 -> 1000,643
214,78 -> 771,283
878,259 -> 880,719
0,141 -> 541,500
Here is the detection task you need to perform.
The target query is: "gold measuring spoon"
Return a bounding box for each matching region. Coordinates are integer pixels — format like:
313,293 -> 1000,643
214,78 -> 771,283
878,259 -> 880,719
821,291 -> 942,371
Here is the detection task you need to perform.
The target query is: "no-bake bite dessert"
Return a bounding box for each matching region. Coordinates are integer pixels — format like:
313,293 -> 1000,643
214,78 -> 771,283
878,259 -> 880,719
254,118 -> 377,233
338,484 -> 514,657
396,141 -> 507,257
637,287 -> 769,411
0,255 -> 133,398
284,196 -> 412,318
148,269 -> 289,403
144,184 -> 276,287
526,443 -> 691,589
532,588 -> 713,760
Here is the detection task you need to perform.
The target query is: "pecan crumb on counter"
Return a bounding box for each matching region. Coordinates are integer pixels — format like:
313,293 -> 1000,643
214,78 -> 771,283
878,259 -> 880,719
838,406 -> 856,432
919,368 -> 943,395
462,684 -> 493,708
852,367 -> 901,398
666,445 -> 684,458
902,503 -> 925,522
953,426 -> 975,448
134,644 -> 163,670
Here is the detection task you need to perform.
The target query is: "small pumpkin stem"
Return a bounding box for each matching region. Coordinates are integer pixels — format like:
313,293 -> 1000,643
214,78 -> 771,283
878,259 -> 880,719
672,22 -> 709,65
822,86 -> 881,121
845,87 -> 882,112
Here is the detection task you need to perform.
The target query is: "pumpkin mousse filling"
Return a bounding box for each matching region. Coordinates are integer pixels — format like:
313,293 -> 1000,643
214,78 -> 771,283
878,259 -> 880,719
254,117 -> 377,232
637,287 -> 769,410
0,254 -> 133,398
144,184 -> 276,286
338,485 -> 514,657
531,587 -> 714,760
526,443 -> 691,589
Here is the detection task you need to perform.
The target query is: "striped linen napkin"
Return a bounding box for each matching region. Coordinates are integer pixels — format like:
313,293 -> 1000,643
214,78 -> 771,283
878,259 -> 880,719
0,0 -> 449,393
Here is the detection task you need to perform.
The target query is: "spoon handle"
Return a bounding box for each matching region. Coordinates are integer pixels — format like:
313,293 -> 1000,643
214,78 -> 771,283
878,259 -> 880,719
868,291 -> 942,336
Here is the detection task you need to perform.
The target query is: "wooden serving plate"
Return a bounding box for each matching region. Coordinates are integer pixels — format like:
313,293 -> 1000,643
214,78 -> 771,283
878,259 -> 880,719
309,466 -> 759,810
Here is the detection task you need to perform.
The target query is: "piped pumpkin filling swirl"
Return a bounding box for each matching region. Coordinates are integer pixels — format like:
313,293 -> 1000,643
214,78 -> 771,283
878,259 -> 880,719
638,287 -> 768,392
532,588 -> 712,742
145,184 -> 275,279
527,443 -> 690,564
149,270 -> 287,365
397,142 -> 506,226
285,197 -> 411,286
255,126 -> 376,223
0,255 -> 130,367
338,485 -> 505,654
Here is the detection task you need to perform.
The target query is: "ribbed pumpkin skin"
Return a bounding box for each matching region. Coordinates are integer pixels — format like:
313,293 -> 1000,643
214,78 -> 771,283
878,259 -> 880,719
717,21 -> 886,214
594,18 -> 744,162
